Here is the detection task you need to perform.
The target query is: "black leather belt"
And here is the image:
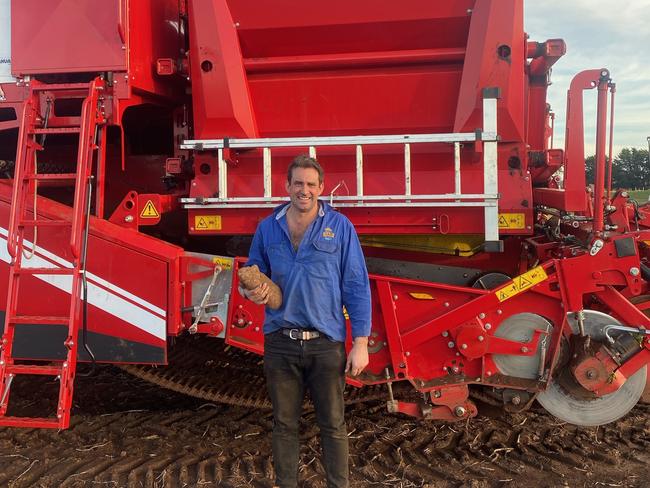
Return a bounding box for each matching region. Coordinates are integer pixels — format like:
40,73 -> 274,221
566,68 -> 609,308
282,328 -> 321,341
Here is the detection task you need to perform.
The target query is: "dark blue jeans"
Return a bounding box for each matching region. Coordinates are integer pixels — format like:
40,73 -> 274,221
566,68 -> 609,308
264,330 -> 349,488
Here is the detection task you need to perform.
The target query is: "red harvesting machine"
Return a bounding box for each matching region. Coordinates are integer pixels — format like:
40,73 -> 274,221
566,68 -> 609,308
0,0 -> 649,429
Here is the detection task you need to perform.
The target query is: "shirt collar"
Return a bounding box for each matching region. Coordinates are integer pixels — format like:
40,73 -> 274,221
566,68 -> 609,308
275,201 -> 325,220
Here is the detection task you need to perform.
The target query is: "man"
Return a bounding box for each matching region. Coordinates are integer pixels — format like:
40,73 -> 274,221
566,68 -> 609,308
242,154 -> 371,488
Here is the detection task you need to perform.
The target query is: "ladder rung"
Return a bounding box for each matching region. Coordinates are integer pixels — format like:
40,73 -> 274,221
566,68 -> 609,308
9,315 -> 70,325
20,219 -> 70,227
6,364 -> 62,376
31,127 -> 81,135
16,267 -> 75,276
31,82 -> 90,92
26,173 -> 77,181
0,416 -> 63,429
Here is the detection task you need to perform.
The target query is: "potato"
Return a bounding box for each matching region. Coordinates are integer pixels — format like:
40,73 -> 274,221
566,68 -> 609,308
238,265 -> 282,309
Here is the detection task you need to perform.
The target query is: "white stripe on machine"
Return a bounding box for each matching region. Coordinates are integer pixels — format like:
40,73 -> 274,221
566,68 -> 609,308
0,228 -> 166,341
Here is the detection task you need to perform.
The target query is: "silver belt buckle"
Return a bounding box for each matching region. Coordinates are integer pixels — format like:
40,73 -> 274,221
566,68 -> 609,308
289,328 -> 301,340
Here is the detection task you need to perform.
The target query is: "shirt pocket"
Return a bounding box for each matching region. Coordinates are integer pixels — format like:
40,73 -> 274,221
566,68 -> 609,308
309,239 -> 340,277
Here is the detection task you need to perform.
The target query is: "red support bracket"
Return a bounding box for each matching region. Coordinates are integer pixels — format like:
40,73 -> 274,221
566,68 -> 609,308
108,191 -> 179,229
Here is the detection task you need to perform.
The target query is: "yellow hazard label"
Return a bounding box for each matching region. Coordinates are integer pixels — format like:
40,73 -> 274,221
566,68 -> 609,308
212,256 -> 233,270
409,292 -> 435,300
498,213 -> 526,229
495,266 -> 548,302
140,200 -> 160,219
195,215 -> 221,231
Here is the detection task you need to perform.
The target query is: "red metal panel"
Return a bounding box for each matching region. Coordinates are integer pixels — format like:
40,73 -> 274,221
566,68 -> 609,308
127,0 -> 183,100
190,0 -> 476,138
453,0 -> 525,143
249,69 -> 462,137
188,0 -> 258,139
0,181 -> 185,349
228,0 -> 474,56
11,0 -> 126,74
11,0 -> 181,101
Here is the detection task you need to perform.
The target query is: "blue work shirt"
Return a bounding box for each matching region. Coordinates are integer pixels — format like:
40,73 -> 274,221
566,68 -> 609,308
246,201 -> 371,342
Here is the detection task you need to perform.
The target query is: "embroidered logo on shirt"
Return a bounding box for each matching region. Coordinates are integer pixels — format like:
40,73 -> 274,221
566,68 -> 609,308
322,227 -> 335,240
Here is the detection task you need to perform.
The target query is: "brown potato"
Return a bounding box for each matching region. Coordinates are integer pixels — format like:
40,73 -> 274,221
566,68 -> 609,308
237,265 -> 282,309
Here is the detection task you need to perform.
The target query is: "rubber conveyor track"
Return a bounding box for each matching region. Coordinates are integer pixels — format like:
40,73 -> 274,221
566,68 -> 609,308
120,335 -> 391,409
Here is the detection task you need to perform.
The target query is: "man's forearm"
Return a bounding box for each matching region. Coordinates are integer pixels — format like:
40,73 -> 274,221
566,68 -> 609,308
352,336 -> 368,346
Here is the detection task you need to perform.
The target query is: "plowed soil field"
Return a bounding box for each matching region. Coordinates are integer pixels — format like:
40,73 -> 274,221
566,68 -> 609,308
1,364 -> 649,488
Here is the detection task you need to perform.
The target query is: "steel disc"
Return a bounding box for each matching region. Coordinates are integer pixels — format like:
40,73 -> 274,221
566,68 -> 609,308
492,313 -> 552,379
564,309 -> 623,341
537,310 -> 647,426
472,272 -> 510,290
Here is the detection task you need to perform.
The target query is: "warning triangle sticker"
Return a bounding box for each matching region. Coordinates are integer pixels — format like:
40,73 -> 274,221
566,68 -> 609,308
517,276 -> 533,288
196,217 -> 208,230
498,215 -> 508,227
140,200 -> 160,218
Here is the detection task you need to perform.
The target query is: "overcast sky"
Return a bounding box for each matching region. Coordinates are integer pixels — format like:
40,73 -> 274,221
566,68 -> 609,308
525,0 -> 650,156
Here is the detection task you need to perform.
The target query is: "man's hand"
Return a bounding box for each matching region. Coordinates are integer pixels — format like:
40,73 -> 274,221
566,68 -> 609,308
345,337 -> 369,377
243,282 -> 270,305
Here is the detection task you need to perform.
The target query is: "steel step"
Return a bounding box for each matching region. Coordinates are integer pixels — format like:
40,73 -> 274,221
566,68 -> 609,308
31,127 -> 81,135
0,416 -> 63,429
26,173 -> 77,181
5,364 -> 62,376
15,267 -> 75,276
19,219 -> 70,227
31,82 -> 90,92
8,315 -> 70,325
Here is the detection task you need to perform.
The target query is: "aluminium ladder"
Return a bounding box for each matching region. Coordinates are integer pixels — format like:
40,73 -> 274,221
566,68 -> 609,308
180,92 -> 501,247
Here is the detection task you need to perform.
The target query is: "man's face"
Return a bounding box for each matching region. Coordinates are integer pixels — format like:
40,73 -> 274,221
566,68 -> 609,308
286,166 -> 323,214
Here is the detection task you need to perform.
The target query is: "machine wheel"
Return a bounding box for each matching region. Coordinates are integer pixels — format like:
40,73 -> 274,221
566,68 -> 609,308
471,272 -> 510,290
492,313 -> 552,380
537,310 -> 647,426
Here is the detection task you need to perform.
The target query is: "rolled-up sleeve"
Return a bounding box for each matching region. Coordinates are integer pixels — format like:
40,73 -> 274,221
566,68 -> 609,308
340,222 -> 371,338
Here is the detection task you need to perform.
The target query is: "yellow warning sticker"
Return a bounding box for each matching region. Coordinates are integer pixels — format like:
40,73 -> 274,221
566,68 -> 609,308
213,256 -> 233,270
195,215 -> 222,231
498,213 -> 526,229
140,200 -> 160,219
409,292 -> 435,300
495,266 -> 548,302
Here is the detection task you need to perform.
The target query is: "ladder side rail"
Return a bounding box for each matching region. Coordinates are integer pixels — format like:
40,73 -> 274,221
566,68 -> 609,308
6,99 -> 37,259
62,82 -> 100,426
218,148 -> 227,198
0,96 -> 39,417
454,142 -> 461,203
95,124 -> 108,219
482,93 -> 500,248
182,192 -> 499,205
356,145 -> 363,202
181,132 -> 480,150
69,88 -> 96,259
0,260 -> 22,416
404,143 -> 411,201
263,148 -> 272,199
60,266 -> 82,427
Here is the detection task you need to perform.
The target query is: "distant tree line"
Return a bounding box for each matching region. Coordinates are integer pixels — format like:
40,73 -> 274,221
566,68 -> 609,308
585,148 -> 650,190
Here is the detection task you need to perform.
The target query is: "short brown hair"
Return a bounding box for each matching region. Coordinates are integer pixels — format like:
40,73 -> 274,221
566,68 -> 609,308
287,154 -> 324,184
